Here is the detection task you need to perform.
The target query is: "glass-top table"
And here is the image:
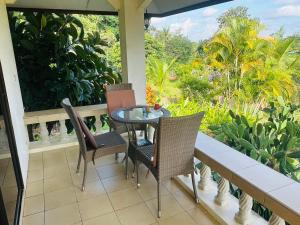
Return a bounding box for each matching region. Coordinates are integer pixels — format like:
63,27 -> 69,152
111,105 -> 170,125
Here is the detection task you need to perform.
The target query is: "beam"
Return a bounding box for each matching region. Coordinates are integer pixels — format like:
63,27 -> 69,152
107,0 -> 120,10
137,0 -> 152,11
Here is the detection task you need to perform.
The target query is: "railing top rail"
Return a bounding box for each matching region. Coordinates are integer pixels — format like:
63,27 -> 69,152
24,104 -> 107,124
194,132 -> 300,224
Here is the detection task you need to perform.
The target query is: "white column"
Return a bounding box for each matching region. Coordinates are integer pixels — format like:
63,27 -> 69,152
214,177 -> 229,206
40,122 -> 49,144
94,116 -> 102,134
108,0 -> 149,104
59,120 -> 69,140
198,163 -> 211,191
269,214 -> 285,225
235,192 -> 253,225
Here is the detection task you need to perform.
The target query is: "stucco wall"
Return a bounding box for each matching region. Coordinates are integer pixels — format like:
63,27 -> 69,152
0,0 -> 29,186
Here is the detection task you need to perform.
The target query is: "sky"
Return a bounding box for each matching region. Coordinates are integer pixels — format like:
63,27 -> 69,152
151,0 -> 300,42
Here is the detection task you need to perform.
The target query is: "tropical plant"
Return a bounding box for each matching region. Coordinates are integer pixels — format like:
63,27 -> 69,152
212,97 -> 300,181
9,12 -> 121,111
146,57 -> 176,102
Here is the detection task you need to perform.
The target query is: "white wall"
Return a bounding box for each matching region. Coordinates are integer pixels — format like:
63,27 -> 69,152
0,0 -> 29,186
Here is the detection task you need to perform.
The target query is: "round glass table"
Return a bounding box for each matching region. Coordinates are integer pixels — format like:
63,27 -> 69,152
111,105 -> 170,125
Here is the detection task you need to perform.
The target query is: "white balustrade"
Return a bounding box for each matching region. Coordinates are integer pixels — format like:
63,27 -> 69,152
235,192 -> 253,224
214,177 -> 229,206
40,122 -> 49,144
198,163 -> 211,191
24,104 -> 107,152
268,214 -> 285,225
59,120 -> 69,140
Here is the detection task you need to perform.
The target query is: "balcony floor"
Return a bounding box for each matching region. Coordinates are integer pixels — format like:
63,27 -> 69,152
23,147 -> 220,225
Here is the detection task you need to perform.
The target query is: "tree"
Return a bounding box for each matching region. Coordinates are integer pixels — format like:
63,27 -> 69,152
9,12 -> 121,111
217,6 -> 250,28
146,57 -> 176,102
165,33 -> 194,63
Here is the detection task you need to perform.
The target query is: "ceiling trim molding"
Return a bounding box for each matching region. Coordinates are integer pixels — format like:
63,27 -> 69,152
7,0 -> 233,17
6,7 -> 119,16
149,0 -> 233,17
137,0 -> 152,11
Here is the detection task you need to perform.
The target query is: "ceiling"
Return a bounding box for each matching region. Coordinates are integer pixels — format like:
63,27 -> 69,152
6,0 -> 232,17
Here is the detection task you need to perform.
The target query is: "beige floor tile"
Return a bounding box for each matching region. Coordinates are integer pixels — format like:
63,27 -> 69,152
145,194 -> 183,220
171,189 -> 197,210
102,175 -> 134,193
159,211 -> 197,225
23,212 -> 44,225
45,203 -> 81,225
108,188 -> 143,210
137,179 -> 169,201
163,179 -> 183,195
26,180 -> 44,197
44,165 -> 71,179
23,194 -> 44,216
78,194 -> 114,220
44,176 -> 73,193
96,163 -> 125,179
45,187 -> 77,211
71,168 -> 100,186
43,150 -> 68,169
116,203 -> 156,225
94,154 -> 125,167
75,180 -> 106,202
27,170 -> 44,183
83,212 -> 120,225
187,207 -> 219,225
28,153 -> 43,172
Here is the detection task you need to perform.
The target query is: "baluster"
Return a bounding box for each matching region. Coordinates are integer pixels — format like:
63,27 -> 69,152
214,177 -> 229,206
94,116 -> 102,134
269,214 -> 285,225
235,192 -> 253,225
60,120 -> 69,140
198,163 -> 211,191
40,122 -> 49,143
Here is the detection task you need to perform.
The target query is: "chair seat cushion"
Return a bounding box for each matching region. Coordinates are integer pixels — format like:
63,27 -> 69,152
86,131 -> 126,150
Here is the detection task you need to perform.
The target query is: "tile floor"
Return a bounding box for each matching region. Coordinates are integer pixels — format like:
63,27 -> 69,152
23,147 -> 220,225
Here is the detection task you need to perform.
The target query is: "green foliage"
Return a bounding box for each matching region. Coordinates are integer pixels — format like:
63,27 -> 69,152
167,99 -> 231,133
9,12 -> 121,111
212,97 -> 300,181
217,6 -> 250,28
146,57 -> 176,103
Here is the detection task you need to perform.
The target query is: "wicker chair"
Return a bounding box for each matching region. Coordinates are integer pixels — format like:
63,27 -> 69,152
105,83 -> 148,160
105,83 -> 134,135
134,112 -> 205,218
61,98 -> 127,191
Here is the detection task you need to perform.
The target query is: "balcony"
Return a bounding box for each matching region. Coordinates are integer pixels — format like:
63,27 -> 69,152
19,105 -> 300,225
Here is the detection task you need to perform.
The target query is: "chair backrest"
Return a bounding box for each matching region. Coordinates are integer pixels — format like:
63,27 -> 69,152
105,83 -> 132,92
105,83 -> 136,115
61,98 -> 87,156
156,112 -> 205,181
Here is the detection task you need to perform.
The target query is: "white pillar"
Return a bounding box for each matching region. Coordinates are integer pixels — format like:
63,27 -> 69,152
235,192 -> 253,225
108,0 -> 149,104
269,214 -> 285,225
0,0 -> 29,184
214,177 -> 229,206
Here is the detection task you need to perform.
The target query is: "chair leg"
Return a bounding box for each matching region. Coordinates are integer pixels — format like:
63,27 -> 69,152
81,160 -> 87,192
157,181 -> 161,218
125,152 -> 129,179
115,153 -> 118,160
76,151 -> 82,174
191,172 -> 199,203
136,161 -> 140,188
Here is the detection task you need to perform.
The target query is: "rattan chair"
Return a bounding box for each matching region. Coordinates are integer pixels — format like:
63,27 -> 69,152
105,83 -> 147,160
105,83 -> 133,134
61,98 -> 127,191
134,112 -> 205,218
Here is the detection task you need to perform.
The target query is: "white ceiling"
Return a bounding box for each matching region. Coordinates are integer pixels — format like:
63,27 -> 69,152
6,0 -> 232,17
